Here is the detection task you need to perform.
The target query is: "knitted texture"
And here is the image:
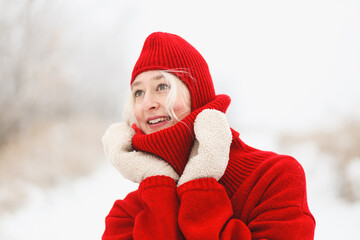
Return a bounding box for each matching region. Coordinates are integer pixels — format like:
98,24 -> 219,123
131,32 -> 216,111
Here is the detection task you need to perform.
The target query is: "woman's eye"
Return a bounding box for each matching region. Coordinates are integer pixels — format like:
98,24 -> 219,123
134,90 -> 144,97
157,83 -> 169,91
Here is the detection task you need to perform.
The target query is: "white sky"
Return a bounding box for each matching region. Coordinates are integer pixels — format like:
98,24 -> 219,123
58,0 -> 360,133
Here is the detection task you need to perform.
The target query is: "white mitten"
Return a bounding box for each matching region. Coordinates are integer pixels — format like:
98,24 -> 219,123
177,109 -> 232,186
102,122 -> 179,183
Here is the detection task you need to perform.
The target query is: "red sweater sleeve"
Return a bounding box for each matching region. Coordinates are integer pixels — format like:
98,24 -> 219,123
177,157 -> 315,240
102,176 -> 184,240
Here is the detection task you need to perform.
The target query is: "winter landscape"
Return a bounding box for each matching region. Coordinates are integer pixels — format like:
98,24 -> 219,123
0,0 -> 359,239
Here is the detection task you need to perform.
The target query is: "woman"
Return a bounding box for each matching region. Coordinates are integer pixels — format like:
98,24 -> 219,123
102,32 -> 315,239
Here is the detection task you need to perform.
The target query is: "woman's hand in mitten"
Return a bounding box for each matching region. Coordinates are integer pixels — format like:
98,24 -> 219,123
177,109 -> 232,186
102,122 -> 179,183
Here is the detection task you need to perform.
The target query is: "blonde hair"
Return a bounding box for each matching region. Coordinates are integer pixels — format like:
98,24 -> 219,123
123,70 -> 191,126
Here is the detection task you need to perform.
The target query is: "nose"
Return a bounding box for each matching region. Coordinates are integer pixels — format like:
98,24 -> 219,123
142,92 -> 159,111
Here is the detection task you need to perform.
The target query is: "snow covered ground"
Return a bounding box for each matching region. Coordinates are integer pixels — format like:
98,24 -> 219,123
291,142 -> 360,240
0,164 -> 138,240
1,134 -> 359,240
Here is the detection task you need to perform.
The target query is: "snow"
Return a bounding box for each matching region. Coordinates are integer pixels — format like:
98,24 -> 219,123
1,136 -> 360,239
1,0 -> 359,239
289,143 -> 360,239
0,165 -> 137,240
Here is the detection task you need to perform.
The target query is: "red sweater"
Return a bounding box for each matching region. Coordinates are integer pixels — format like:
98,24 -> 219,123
102,96 -> 315,239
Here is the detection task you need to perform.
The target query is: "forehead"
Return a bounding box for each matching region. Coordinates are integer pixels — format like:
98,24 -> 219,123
132,70 -> 164,88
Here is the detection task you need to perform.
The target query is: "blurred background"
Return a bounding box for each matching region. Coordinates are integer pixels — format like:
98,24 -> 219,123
0,0 -> 359,239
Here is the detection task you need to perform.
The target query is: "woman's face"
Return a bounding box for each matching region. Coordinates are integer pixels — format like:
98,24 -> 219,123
132,70 -> 191,134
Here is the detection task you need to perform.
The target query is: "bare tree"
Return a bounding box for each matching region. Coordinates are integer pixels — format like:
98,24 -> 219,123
0,0 -> 70,147
280,118 -> 360,202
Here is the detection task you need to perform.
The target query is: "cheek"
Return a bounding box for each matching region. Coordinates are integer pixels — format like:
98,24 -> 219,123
157,94 -> 168,106
173,101 -> 191,120
133,105 -> 143,122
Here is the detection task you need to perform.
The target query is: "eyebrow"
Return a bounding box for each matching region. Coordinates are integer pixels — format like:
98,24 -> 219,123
131,74 -> 165,89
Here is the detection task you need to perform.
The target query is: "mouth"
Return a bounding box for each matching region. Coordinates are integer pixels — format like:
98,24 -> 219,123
147,116 -> 171,125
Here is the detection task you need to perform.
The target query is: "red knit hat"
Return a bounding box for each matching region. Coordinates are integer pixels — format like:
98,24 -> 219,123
131,32 -> 216,111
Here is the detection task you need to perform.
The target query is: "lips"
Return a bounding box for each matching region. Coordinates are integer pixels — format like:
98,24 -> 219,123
147,116 -> 171,125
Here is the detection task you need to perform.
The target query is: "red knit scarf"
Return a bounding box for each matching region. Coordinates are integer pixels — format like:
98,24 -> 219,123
132,94 -> 231,175
132,94 -> 271,197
